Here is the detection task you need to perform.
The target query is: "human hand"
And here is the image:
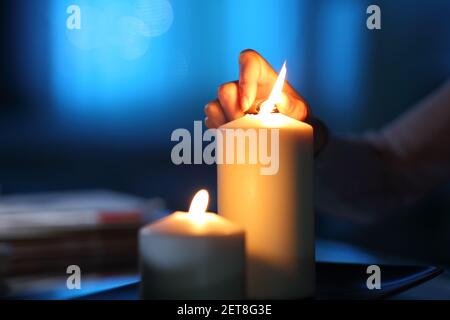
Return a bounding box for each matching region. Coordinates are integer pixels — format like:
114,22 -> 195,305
204,49 -> 328,154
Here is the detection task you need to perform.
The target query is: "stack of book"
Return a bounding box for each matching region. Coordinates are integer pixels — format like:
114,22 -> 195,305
0,190 -> 166,278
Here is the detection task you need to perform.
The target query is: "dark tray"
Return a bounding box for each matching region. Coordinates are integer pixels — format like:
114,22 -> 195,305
77,262 -> 443,300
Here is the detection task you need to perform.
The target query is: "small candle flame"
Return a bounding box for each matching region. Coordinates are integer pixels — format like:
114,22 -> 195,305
259,61 -> 287,115
189,189 -> 209,216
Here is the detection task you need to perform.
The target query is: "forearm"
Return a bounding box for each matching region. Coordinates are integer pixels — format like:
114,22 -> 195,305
315,80 -> 450,221
370,79 -> 450,197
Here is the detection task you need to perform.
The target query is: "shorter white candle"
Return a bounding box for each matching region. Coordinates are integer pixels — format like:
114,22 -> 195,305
139,189 -> 245,299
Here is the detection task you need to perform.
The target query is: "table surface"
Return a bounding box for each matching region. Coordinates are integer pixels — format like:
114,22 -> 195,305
316,239 -> 450,300
3,238 -> 450,300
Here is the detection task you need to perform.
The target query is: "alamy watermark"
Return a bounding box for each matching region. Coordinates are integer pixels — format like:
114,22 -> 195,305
171,121 -> 280,175
366,5 -> 381,30
66,265 -> 81,290
366,264 -> 381,290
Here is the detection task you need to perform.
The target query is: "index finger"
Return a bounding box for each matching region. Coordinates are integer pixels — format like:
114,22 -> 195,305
239,50 -> 263,112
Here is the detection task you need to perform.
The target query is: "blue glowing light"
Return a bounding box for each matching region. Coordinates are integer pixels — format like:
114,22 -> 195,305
19,275 -> 139,300
51,0 -> 177,137
49,0 -> 365,142
315,0 -> 366,112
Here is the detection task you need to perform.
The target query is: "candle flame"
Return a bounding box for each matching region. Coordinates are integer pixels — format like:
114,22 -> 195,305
259,61 -> 287,115
189,189 -> 209,216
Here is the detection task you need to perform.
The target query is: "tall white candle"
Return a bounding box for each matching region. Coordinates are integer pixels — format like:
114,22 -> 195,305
217,64 -> 315,299
139,190 -> 245,299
